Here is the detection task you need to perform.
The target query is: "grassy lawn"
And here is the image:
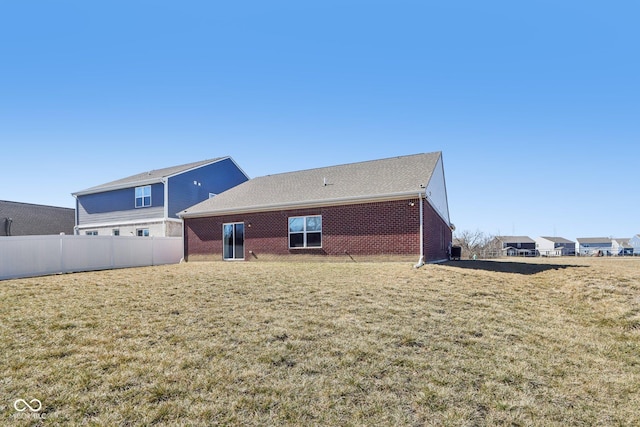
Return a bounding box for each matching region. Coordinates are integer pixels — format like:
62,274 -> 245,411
1,258 -> 639,426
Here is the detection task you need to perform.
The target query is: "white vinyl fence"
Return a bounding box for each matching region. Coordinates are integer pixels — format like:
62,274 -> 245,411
0,235 -> 183,280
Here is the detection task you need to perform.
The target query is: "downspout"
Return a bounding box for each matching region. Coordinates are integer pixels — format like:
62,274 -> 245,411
414,192 -> 425,268
4,217 -> 12,236
73,195 -> 81,235
163,178 -> 169,236
180,213 -> 186,263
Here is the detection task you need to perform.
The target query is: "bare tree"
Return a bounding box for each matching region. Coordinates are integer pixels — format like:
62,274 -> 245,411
453,229 -> 496,259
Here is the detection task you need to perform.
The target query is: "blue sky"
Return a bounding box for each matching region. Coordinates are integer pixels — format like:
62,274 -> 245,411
1,1 -> 638,240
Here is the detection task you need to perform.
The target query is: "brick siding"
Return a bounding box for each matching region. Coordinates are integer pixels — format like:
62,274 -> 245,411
422,198 -> 453,261
184,198 -> 451,262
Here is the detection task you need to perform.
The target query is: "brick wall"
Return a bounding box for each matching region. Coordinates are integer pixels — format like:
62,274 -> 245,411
184,197 -> 452,262
422,198 -> 453,261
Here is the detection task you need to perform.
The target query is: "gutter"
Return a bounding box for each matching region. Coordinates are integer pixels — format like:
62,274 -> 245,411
74,217 -> 180,230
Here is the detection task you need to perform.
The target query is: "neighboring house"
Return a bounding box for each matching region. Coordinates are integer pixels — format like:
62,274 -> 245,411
72,157 -> 249,237
493,236 -> 537,256
611,238 -> 634,256
535,236 -> 575,256
0,200 -> 75,236
630,235 -> 640,256
576,237 -> 613,256
180,152 -> 453,263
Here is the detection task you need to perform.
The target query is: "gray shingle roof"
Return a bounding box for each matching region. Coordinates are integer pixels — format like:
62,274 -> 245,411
181,152 -> 442,217
539,236 -> 574,244
73,157 -> 228,195
576,237 -> 612,244
613,238 -> 632,248
0,200 -> 75,236
497,236 -> 536,244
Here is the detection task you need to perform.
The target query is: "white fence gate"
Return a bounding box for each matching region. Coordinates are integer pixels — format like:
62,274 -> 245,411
0,235 -> 183,280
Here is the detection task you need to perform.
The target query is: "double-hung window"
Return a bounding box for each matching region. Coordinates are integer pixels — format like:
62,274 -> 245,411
135,185 -> 151,208
289,215 -> 322,248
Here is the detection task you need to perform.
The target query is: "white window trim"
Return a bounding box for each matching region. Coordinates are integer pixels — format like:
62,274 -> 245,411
135,185 -> 152,208
288,215 -> 322,249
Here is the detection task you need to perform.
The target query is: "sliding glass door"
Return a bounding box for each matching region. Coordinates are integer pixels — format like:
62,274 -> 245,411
223,223 -> 244,260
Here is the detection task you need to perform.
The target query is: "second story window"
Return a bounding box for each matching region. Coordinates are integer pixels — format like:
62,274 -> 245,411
135,185 -> 151,208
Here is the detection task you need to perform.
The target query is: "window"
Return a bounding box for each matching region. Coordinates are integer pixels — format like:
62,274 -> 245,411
135,185 -> 151,208
85,230 -> 98,235
136,228 -> 149,237
112,229 -> 120,236
289,215 -> 322,248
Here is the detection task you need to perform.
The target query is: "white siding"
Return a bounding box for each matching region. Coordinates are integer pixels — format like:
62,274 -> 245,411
425,155 -> 451,225
535,237 -> 555,256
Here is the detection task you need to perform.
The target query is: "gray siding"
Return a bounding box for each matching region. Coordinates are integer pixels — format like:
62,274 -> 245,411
77,205 -> 165,225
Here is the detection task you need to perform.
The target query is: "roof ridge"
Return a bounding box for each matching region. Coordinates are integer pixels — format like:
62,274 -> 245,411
73,156 -> 230,195
0,200 -> 74,210
135,157 -> 226,176
260,152 -> 440,178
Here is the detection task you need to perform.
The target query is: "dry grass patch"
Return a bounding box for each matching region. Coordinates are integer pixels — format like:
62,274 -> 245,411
1,258 -> 639,425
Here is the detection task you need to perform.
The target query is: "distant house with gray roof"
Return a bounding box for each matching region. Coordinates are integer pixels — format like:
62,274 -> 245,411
0,200 -> 75,236
630,235 -> 640,256
576,237 -> 613,256
179,152 -> 453,263
493,236 -> 537,256
72,157 -> 248,237
535,236 -> 575,256
612,238 -> 633,256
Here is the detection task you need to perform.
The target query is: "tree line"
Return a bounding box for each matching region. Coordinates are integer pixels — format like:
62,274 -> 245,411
453,229 -> 502,259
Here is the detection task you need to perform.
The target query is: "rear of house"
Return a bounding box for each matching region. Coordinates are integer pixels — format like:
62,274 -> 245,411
576,237 -> 613,256
631,235 -> 640,256
495,236 -> 537,256
73,157 -> 248,237
535,236 -> 575,256
611,238 -> 633,256
180,152 -> 454,263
